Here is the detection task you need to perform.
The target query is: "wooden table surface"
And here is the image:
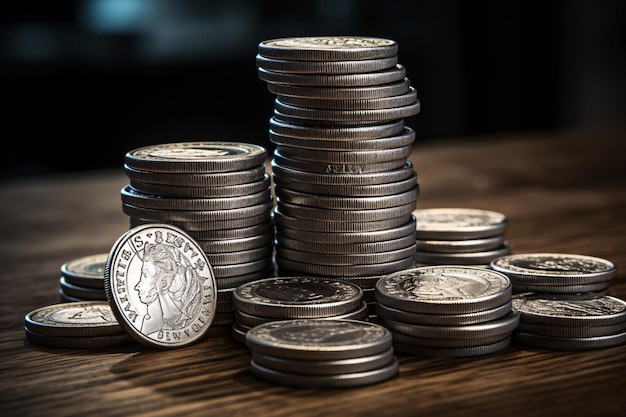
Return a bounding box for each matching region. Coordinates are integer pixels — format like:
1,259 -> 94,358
1,129 -> 625,417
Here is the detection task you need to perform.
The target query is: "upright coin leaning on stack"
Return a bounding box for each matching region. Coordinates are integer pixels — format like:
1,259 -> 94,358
256,36 -> 421,313
121,142 -> 275,328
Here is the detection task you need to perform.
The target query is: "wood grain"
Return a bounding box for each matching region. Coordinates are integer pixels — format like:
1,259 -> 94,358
1,128 -> 625,417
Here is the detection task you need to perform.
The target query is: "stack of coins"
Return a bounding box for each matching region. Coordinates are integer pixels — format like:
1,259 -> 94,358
375,265 -> 518,357
412,208 -> 511,267
490,253 -> 616,294
231,276 -> 368,344
245,318 -> 398,388
121,142 -> 275,327
511,292 -> 626,350
256,36 -> 420,297
24,301 -> 134,349
59,253 -> 108,302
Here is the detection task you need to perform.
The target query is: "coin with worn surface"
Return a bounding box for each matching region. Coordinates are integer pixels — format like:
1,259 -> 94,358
233,277 -> 363,318
245,319 -> 392,360
375,266 -> 512,314
258,36 -> 398,61
104,223 -> 217,348
490,253 -> 617,285
511,293 -> 626,326
267,78 -> 411,100
60,253 -> 108,289
412,208 -> 508,239
513,331 -> 626,350
124,142 -> 267,173
24,301 -> 125,337
256,54 -> 398,74
250,356 -> 398,389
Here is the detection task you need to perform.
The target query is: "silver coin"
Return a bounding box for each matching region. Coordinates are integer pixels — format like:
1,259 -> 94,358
124,142 -> 267,173
256,54 -> 398,74
511,292 -> 626,326
197,232 -> 274,253
393,337 -> 511,358
258,64 -> 406,87
275,143 -> 414,165
275,244 -> 416,266
270,159 -> 414,185
413,243 -> 511,266
104,223 -> 217,348
212,257 -> 274,279
124,164 -> 266,186
131,212 -> 273,232
275,186 -> 419,210
392,331 -> 511,349
511,281 -> 611,294
204,245 -> 273,266
269,117 -> 404,139
128,174 -> 271,198
24,301 -> 125,338
415,235 -> 505,254
273,150 -> 407,174
276,233 -> 416,255
233,276 -> 363,319
59,277 -> 107,301
215,268 -> 276,290
181,220 -> 274,241
517,320 -> 626,338
274,208 -> 411,232
273,98 -> 420,123
276,200 -> 416,223
245,318 -> 392,360
276,256 -> 414,278
381,309 -> 519,340
270,126 -> 415,151
273,109 -> 395,127
412,208 -> 508,239
513,331 -> 626,350
267,78 -> 411,100
24,327 -> 135,349
276,87 -> 417,110
375,266 -> 512,314
258,36 -> 398,61
60,253 -> 107,289
122,199 -> 274,222
490,253 -> 617,285
376,300 -> 513,326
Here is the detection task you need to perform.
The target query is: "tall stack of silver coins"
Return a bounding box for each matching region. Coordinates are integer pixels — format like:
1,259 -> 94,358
256,36 -> 421,314
121,142 -> 275,327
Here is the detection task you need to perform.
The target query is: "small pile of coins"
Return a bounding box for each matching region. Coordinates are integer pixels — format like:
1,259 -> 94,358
121,141 -> 276,327
511,292 -> 626,350
375,265 -> 518,357
24,301 -> 134,349
231,276 -> 369,344
256,36 -> 420,292
412,208 -> 511,267
59,253 -> 108,302
245,318 -> 398,388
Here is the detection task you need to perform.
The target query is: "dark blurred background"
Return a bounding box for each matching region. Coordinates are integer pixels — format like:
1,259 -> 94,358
2,0 -> 625,179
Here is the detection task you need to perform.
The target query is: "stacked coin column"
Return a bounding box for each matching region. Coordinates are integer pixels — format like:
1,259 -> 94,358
121,142 -> 275,328
256,37 -> 421,311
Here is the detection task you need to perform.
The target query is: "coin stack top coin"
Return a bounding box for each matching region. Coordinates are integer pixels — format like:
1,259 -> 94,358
375,265 -> 518,357
58,253 -> 109,303
257,36 -> 421,306
122,141 -> 276,328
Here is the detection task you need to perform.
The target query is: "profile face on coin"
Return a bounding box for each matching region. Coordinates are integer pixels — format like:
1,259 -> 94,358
104,224 -> 217,348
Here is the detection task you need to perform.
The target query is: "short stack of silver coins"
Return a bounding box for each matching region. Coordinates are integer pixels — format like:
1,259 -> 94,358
59,253 -> 109,303
375,265 -> 519,357
230,276 -> 369,344
121,141 -> 275,327
490,252 -> 626,349
245,318 -> 398,388
256,36 -> 421,312
412,208 -> 511,267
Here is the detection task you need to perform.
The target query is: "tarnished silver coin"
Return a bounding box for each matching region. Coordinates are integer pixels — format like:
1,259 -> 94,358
276,233 -> 416,255
375,266 -> 512,314
258,64 -> 406,87
490,253 -> 617,285
393,337 -> 512,357
258,36 -> 398,61
122,199 -> 273,222
274,208 -> 411,233
511,292 -> 626,327
275,186 -> 419,210
276,200 -> 416,223
412,208 -> 508,239
60,253 -> 108,289
269,117 -> 404,140
275,143 -> 414,165
104,223 -> 217,348
124,142 -> 267,173
511,281 -> 611,294
392,330 -> 511,349
124,164 -> 266,186
233,276 -> 363,319
413,243 -> 511,266
245,319 -> 392,360
514,331 -> 626,350
197,232 -> 274,253
273,150 -> 407,174
131,211 -> 273,232
24,301 -> 125,338
276,87 -> 418,110
267,78 -> 411,100
256,54 -> 398,74
276,244 -> 416,266
517,320 -> 626,338
128,174 -> 271,198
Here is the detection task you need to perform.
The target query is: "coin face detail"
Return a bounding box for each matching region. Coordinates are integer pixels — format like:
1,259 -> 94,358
512,293 -> 626,321
258,36 -> 398,61
104,224 -> 217,348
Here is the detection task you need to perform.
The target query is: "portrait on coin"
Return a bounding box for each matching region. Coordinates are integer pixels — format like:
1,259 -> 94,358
134,242 -> 203,335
